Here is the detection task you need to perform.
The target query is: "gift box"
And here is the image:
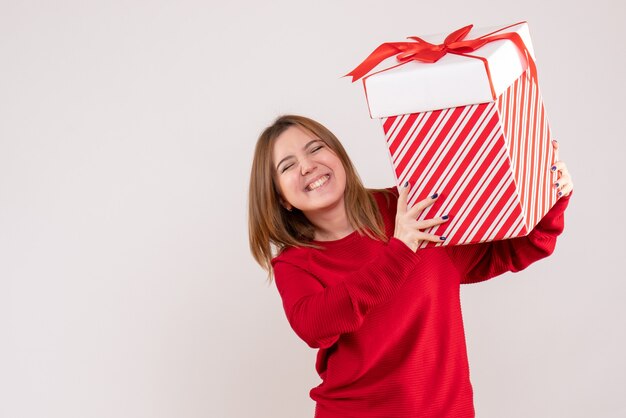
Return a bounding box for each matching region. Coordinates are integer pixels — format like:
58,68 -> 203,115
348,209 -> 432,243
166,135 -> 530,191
346,21 -> 558,248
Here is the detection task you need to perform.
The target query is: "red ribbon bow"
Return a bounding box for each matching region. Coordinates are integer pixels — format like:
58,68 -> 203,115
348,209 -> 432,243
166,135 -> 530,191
345,23 -> 537,101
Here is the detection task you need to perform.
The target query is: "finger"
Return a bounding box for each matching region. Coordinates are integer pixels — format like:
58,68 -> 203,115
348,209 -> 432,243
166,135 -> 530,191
406,192 -> 439,218
397,181 -> 410,215
416,231 -> 447,243
553,178 -> 570,193
557,183 -> 573,198
553,168 -> 570,182
550,161 -> 568,174
553,171 -> 570,187
555,180 -> 569,195
551,139 -> 559,161
416,215 -> 450,230
557,179 -> 573,196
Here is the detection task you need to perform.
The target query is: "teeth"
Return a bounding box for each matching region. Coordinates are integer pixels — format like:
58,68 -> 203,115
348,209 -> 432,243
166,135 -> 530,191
307,175 -> 329,191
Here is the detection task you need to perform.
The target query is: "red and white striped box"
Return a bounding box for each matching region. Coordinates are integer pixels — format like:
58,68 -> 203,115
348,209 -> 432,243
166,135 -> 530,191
348,22 -> 558,248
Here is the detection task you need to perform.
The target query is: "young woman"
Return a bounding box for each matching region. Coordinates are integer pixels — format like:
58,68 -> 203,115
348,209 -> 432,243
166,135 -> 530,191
248,114 -> 573,418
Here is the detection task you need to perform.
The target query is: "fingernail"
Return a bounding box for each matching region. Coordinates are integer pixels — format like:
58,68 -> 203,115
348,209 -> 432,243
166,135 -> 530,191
404,181 -> 409,188
431,193 -> 439,199
552,139 -> 558,144
440,236 -> 447,241
442,214 -> 449,220
551,166 -> 557,171
555,182 -> 559,187
558,191 -> 562,196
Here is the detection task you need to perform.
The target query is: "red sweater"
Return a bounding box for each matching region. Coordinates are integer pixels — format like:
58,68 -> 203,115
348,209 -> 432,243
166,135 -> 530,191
271,189 -> 571,418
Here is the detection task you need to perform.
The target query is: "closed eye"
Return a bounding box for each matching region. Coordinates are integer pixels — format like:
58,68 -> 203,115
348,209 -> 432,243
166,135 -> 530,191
280,163 -> 294,173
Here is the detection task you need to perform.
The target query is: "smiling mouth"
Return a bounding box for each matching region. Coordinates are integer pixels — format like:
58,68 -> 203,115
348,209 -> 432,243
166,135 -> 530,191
306,175 -> 330,191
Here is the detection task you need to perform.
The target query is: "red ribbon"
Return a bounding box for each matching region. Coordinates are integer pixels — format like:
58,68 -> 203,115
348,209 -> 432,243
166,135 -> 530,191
345,23 -> 537,100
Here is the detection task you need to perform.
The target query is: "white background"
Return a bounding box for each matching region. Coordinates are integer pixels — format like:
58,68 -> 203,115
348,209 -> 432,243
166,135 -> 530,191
1,1 -> 624,417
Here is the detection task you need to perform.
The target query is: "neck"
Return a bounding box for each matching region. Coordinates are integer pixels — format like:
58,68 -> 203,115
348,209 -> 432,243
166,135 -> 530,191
305,199 -> 354,241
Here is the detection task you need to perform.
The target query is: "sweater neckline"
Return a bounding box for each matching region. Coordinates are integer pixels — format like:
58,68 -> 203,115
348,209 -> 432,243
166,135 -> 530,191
311,230 -> 360,246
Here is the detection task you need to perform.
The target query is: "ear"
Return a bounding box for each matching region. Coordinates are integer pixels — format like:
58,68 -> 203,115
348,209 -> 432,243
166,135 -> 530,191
279,196 -> 293,212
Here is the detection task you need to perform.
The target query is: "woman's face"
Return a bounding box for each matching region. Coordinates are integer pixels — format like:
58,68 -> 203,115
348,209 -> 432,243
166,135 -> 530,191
272,126 -> 347,216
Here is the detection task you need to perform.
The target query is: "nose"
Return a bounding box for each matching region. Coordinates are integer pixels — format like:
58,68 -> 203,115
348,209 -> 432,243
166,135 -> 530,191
300,155 -> 317,176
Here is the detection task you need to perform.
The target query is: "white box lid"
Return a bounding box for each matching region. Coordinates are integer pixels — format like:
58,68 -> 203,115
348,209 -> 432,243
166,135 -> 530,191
355,22 -> 537,118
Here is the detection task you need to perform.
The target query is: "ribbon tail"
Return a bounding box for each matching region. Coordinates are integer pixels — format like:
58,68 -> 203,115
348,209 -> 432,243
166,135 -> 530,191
344,43 -> 403,82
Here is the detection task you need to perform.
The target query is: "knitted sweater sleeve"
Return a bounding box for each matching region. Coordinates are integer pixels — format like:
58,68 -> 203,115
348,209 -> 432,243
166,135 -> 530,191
272,238 -> 420,349
445,193 -> 572,284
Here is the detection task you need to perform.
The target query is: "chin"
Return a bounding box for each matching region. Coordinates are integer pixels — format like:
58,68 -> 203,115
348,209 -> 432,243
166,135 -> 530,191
301,191 -> 345,213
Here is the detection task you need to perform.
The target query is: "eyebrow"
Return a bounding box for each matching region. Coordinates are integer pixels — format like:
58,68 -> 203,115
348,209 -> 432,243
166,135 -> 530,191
275,139 -> 323,171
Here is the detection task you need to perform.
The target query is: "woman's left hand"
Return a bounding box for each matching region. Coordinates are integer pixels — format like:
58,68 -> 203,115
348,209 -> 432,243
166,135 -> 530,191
551,139 -> 573,198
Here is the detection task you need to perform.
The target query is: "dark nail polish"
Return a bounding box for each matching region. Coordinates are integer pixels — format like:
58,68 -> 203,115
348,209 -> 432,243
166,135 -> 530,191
551,166 -> 557,171
555,183 -> 559,187
442,214 -> 449,220
431,193 -> 439,199
558,191 -> 562,196
404,181 -> 409,187
440,236 -> 447,241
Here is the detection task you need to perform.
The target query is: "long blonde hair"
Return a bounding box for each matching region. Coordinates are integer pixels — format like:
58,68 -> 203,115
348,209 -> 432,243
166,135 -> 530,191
248,115 -> 388,281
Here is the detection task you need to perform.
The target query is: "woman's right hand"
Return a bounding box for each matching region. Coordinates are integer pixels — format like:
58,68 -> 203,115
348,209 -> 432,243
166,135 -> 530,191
394,182 -> 449,252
